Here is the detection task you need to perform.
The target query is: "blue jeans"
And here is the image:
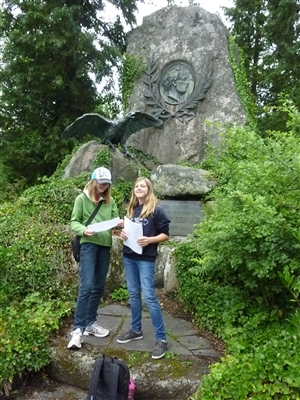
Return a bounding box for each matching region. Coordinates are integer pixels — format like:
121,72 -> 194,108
123,256 -> 166,341
73,243 -> 111,332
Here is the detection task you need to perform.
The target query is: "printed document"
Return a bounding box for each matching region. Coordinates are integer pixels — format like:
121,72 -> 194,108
88,217 -> 120,232
124,216 -> 143,254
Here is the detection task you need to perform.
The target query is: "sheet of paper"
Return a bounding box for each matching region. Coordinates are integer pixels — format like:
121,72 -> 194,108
88,217 -> 120,233
124,216 -> 143,254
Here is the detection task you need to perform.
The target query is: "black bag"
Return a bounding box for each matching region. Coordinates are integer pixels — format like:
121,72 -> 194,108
71,200 -> 103,262
71,235 -> 81,262
86,355 -> 130,400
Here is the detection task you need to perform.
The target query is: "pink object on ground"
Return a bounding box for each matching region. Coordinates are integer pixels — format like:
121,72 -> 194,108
128,378 -> 135,400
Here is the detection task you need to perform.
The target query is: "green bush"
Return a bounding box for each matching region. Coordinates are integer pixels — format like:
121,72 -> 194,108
108,284 -> 129,304
176,102 -> 300,399
189,110 -> 300,306
195,319 -> 300,400
0,293 -> 70,395
0,173 -> 81,393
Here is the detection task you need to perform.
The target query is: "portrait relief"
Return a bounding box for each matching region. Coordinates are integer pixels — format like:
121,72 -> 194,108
159,61 -> 195,105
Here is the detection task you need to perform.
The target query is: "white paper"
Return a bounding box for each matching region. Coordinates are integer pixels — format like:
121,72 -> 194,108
124,216 -> 143,254
88,217 -> 120,233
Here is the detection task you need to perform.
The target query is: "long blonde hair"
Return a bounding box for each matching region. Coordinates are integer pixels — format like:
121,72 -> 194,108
127,177 -> 158,218
87,180 -> 111,204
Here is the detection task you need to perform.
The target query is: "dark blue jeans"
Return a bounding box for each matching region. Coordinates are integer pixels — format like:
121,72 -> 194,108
73,242 -> 111,332
123,256 -> 166,341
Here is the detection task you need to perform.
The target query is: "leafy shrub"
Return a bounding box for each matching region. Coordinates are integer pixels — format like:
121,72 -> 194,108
0,292 -> 70,396
0,174 -> 88,393
177,102 -> 300,399
112,178 -> 135,217
176,242 -> 263,337
189,110 -> 300,306
195,320 -> 300,400
109,284 -> 129,304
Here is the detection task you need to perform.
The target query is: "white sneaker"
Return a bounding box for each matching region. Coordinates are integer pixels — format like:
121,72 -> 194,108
83,321 -> 109,338
67,328 -> 83,350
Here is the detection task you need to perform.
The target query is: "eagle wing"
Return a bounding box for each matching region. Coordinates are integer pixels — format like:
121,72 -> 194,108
117,112 -> 163,138
61,113 -> 112,139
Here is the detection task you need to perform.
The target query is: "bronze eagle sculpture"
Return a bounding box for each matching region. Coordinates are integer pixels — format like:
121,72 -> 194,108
61,111 -> 163,157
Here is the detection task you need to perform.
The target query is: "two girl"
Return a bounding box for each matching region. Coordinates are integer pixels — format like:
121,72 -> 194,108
68,172 -> 170,359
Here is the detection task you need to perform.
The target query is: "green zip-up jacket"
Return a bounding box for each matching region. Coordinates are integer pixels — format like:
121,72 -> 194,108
70,189 -> 119,247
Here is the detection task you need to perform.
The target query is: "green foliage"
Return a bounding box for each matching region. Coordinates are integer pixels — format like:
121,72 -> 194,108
165,351 -> 177,360
119,53 -> 145,111
0,293 -> 70,396
186,106 -> 300,306
175,243 -> 249,337
1,223 -> 73,301
279,257 -> 300,309
112,178 -> 135,217
126,350 -> 149,368
194,311 -> 300,399
17,175 -> 87,224
109,284 -> 129,304
176,103 -> 300,399
0,172 -> 86,394
225,0 -> 300,132
0,165 -> 26,202
0,0 -> 141,186
228,35 -> 257,129
0,178 -> 84,305
92,147 -> 112,170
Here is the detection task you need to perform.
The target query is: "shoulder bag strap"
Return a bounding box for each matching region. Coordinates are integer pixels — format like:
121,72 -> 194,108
88,357 -> 104,399
109,362 -> 119,400
86,200 -> 104,227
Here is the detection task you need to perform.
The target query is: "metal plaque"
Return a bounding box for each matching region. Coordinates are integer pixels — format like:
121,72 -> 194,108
160,200 -> 203,236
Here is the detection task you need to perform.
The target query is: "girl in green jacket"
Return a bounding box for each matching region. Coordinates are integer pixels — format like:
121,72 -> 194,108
67,167 -> 120,350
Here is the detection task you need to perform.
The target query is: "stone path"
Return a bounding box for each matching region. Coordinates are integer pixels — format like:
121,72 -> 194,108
82,304 -> 221,358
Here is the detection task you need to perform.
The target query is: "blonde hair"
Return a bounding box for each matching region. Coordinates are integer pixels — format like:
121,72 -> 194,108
87,180 -> 111,204
127,177 -> 158,219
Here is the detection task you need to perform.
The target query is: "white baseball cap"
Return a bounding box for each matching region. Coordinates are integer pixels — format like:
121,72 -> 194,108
91,167 -> 112,185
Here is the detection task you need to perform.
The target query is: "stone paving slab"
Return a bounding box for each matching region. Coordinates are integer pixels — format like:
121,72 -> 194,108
193,348 -> 221,357
164,314 -> 198,336
179,335 -> 212,350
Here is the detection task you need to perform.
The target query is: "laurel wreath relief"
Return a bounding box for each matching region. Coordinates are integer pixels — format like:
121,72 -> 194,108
143,56 -> 213,123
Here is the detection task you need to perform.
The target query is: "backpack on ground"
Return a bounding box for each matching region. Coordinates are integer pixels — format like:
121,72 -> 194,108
86,355 -> 134,400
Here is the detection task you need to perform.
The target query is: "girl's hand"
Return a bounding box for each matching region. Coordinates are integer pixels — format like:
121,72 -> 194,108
119,230 -> 128,241
84,229 -> 95,237
137,236 -> 150,247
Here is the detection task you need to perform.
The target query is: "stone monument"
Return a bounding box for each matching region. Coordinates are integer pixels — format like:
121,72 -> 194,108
126,5 -> 247,164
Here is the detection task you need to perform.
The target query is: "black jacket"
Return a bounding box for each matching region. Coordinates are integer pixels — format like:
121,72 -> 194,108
123,204 -> 170,261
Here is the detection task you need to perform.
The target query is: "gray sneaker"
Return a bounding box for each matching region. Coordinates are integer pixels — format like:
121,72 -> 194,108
152,340 -> 168,359
117,329 -> 143,343
83,322 -> 109,338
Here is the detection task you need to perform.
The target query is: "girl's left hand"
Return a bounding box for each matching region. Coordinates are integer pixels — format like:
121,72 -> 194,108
137,236 -> 150,247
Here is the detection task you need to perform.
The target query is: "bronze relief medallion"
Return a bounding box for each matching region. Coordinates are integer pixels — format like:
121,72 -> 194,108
159,61 -> 195,105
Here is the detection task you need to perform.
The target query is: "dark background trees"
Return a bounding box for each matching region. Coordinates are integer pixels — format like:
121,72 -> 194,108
224,0 -> 300,132
0,0 -> 141,187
